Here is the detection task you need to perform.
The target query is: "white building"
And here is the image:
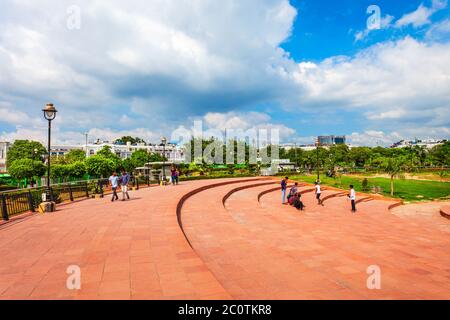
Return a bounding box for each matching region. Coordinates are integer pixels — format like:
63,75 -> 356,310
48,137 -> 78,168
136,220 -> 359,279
391,139 -> 447,150
50,142 -> 185,163
0,142 -> 10,173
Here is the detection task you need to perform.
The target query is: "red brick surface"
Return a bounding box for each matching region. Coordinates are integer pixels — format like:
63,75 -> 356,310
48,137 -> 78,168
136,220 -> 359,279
0,178 -> 449,300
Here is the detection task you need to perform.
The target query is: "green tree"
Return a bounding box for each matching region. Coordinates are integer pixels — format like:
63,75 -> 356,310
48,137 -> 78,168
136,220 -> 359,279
428,141 -> 450,167
382,157 -> 408,196
85,156 -> 116,178
114,136 -> 146,145
66,149 -> 86,163
130,149 -> 150,168
6,140 -> 47,168
68,161 -> 87,179
8,159 -> 46,182
96,146 -> 122,171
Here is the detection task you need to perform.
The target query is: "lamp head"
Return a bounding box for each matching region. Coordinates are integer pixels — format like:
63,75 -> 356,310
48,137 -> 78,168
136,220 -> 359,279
43,103 -> 57,121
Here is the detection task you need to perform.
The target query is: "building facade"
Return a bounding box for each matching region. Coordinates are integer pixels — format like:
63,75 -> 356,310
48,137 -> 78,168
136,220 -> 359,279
0,142 -> 10,173
391,139 -> 447,149
318,135 -> 347,146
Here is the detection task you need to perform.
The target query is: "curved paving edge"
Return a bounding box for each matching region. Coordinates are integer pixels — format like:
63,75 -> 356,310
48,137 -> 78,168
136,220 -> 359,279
222,182 -> 277,206
441,205 -> 450,220
176,178 -> 269,248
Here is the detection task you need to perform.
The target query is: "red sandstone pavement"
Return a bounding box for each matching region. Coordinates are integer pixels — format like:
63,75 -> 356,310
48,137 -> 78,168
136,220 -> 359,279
182,182 -> 450,300
0,177 -> 449,300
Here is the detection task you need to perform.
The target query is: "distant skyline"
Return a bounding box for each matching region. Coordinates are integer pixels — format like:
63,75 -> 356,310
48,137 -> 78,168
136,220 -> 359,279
0,0 -> 449,146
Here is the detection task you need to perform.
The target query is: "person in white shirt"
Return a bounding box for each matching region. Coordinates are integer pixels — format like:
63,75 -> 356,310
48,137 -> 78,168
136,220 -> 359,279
315,182 -> 323,205
349,185 -> 356,212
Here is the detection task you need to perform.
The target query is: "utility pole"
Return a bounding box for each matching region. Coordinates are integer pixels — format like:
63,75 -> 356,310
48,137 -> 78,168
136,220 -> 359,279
84,133 -> 88,158
316,138 -> 320,182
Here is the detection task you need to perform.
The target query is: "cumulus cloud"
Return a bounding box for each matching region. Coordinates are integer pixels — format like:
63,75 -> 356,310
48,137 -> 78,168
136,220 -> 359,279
292,37 -> 450,132
354,14 -> 394,42
0,0 -> 449,146
395,0 -> 448,28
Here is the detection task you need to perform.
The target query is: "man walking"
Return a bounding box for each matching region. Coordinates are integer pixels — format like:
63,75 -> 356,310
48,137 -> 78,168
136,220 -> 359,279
315,182 -> 323,206
349,185 -> 357,212
281,177 -> 289,204
121,170 -> 131,201
109,172 -> 119,202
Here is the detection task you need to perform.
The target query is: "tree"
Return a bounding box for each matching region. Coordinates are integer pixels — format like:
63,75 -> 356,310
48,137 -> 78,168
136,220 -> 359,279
6,140 -> 47,168
382,157 -> 408,196
96,146 -> 122,171
51,164 -> 70,180
114,136 -> 146,145
85,156 -> 116,178
8,159 -> 46,182
68,161 -> 87,179
428,141 -> 450,167
66,149 -> 86,163
130,149 -> 151,168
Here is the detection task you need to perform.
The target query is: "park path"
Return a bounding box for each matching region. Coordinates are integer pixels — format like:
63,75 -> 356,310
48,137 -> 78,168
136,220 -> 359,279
0,177 -> 449,300
181,182 -> 450,299
0,178 -> 259,300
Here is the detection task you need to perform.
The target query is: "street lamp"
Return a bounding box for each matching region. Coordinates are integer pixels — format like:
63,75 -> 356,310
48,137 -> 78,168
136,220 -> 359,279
161,136 -> 167,185
42,103 -> 57,200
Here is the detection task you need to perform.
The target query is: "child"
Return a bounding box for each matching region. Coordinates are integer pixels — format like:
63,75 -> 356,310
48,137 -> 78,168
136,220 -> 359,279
315,182 -> 323,206
281,177 -> 289,204
349,185 -> 356,212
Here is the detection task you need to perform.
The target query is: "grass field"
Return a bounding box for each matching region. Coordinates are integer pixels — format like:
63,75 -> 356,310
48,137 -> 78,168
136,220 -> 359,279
289,175 -> 450,203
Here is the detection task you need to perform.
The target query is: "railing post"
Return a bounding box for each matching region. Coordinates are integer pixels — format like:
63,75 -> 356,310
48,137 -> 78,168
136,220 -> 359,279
85,182 -> 89,198
1,194 -> 9,221
68,184 -> 74,202
27,190 -> 35,212
136,177 -> 139,190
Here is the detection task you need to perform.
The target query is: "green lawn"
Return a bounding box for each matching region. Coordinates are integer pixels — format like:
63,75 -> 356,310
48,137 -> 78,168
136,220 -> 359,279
289,175 -> 450,203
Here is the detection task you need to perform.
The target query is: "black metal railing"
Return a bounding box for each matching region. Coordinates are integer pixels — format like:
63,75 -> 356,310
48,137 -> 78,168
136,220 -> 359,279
0,179 -> 109,221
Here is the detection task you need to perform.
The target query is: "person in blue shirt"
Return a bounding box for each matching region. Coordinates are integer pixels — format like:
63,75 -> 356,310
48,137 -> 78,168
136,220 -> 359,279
109,172 -> 119,202
281,177 -> 289,204
121,170 -> 131,201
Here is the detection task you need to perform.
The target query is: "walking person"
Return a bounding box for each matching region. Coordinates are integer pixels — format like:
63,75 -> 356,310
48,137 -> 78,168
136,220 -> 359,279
315,182 -> 323,206
170,166 -> 177,186
109,172 -> 119,202
175,168 -> 180,185
349,185 -> 357,213
281,177 -> 289,204
120,170 -> 131,201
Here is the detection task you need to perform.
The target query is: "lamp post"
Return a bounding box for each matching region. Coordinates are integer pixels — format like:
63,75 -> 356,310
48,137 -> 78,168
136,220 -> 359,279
42,103 -> 57,200
161,137 -> 167,185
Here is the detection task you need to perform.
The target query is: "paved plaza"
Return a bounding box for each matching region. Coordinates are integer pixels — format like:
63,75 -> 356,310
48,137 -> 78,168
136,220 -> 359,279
0,178 -> 449,300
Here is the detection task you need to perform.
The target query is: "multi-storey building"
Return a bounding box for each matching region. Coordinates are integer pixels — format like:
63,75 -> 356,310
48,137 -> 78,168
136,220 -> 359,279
50,141 -> 185,163
318,135 -> 347,146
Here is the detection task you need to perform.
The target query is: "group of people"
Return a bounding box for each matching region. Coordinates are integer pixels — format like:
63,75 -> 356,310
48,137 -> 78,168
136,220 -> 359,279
109,170 -> 131,202
281,177 -> 357,213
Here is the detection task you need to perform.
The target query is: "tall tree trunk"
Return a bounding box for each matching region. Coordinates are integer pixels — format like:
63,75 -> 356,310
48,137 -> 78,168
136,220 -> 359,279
390,175 -> 394,197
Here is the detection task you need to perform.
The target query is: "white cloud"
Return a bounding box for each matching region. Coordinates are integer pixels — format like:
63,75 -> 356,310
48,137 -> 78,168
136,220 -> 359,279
395,0 -> 448,28
354,14 -> 394,42
292,37 -> 450,131
426,19 -> 450,40
171,111 -> 296,143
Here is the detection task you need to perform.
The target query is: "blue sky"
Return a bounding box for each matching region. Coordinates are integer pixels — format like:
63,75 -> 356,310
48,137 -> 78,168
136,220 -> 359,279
0,0 -> 449,146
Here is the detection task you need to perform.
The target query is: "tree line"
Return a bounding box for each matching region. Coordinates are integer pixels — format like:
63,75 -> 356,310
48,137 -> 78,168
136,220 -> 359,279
5,140 -> 166,184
